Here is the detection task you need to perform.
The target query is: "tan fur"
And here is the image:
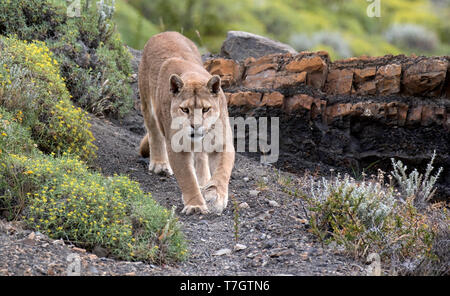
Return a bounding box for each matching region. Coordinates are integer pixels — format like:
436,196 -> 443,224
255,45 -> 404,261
138,31 -> 235,215
139,134 -> 149,158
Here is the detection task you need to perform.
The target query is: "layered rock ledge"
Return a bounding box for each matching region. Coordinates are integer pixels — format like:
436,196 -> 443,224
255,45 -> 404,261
204,52 -> 450,198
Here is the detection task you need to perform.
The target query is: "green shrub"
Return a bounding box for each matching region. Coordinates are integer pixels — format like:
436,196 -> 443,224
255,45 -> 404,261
0,0 -> 133,118
305,172 -> 397,257
113,0 -> 159,50
0,36 -> 96,161
0,152 -> 187,262
290,31 -> 352,59
0,108 -> 36,157
297,164 -> 448,275
391,150 -> 443,209
385,24 -> 440,53
0,35 -> 187,263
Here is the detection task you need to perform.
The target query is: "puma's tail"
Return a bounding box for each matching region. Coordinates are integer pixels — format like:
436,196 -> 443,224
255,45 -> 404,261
139,133 -> 149,158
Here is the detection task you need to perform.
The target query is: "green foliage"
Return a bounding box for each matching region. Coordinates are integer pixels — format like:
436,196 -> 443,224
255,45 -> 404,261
0,152 -> 187,262
385,24 -> 439,53
0,108 -> 36,157
289,165 -> 448,275
0,0 -> 133,118
391,151 -> 443,208
0,36 -> 96,161
119,0 -> 448,58
113,0 -> 159,49
306,172 -> 396,256
0,36 -> 187,264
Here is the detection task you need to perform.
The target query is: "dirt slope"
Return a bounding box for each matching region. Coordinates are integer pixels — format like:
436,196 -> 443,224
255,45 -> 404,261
0,110 -> 365,276
87,113 -> 364,275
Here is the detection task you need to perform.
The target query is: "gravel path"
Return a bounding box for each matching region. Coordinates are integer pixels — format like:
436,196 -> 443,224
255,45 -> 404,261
0,114 -> 365,276
87,115 -> 365,275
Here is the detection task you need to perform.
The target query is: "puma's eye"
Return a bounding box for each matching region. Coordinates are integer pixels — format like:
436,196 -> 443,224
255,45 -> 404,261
181,107 -> 189,114
202,107 -> 211,113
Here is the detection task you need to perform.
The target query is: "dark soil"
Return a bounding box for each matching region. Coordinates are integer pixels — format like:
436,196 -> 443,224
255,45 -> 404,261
0,110 -> 365,276
87,113 -> 364,275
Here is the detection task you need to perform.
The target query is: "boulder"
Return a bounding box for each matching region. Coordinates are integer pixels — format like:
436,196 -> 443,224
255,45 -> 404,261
220,31 -> 297,61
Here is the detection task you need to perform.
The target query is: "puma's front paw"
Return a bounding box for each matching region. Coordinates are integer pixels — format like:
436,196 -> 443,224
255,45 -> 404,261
181,204 -> 208,215
149,160 -> 173,176
202,183 -> 228,215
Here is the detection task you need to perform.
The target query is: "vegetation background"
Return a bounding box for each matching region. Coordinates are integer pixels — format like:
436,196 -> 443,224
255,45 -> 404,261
114,0 -> 450,60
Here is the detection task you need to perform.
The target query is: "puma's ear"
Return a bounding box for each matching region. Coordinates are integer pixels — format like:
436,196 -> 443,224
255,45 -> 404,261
207,75 -> 221,95
169,74 -> 184,95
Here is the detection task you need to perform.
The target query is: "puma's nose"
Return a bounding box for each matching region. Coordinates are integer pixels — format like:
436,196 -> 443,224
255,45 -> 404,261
189,125 -> 204,138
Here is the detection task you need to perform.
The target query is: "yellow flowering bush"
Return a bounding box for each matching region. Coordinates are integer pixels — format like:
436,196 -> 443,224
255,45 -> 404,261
0,36 -> 96,160
0,108 -> 36,157
0,37 -> 187,263
1,151 -> 187,263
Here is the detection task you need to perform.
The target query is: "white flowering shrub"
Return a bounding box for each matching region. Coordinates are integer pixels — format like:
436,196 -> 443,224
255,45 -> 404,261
308,173 -> 396,230
391,150 -> 443,208
301,163 -> 447,275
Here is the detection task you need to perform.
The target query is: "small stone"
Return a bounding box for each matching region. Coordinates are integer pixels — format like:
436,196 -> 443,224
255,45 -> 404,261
269,248 -> 294,258
325,69 -> 353,95
257,211 -> 271,220
239,202 -> 250,209
261,92 -> 284,107
72,247 -> 86,253
300,252 -> 309,260
243,177 -> 249,182
47,266 -> 56,276
88,254 -> 98,260
268,200 -> 279,207
52,239 -> 65,246
27,232 -> 36,240
234,244 -> 247,251
299,218 -> 309,224
249,190 -> 260,197
213,248 -> 232,256
264,239 -> 276,249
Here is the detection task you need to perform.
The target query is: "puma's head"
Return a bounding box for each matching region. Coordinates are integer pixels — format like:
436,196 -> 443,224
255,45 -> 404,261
169,73 -> 222,142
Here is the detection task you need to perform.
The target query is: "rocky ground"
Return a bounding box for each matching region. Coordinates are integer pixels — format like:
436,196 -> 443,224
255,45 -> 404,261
0,111 -> 365,276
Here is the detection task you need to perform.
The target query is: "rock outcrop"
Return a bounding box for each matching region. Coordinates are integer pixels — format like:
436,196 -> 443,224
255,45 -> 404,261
204,51 -> 450,199
126,35 -> 449,199
219,31 -> 297,62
